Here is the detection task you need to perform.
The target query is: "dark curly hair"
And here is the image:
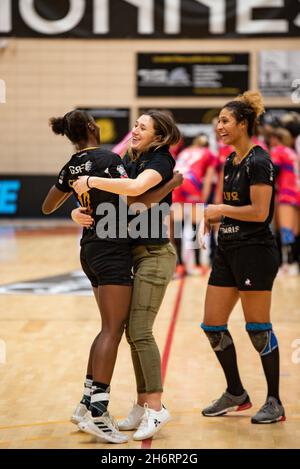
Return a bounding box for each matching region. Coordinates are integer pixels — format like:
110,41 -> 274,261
49,110 -> 94,144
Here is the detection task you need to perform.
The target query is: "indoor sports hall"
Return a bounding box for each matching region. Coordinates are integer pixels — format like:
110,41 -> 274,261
0,1 -> 299,451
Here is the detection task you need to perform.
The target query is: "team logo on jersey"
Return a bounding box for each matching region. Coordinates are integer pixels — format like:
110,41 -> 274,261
69,161 -> 92,174
223,191 -> 239,201
245,278 -> 252,287
85,161 -> 93,172
116,165 -> 128,178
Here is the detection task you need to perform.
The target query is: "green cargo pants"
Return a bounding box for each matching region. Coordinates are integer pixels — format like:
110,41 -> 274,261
125,242 -> 177,393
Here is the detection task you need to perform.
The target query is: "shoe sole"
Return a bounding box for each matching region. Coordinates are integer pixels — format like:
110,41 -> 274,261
78,421 -> 128,444
70,415 -> 85,425
251,415 -> 286,424
133,415 -> 172,441
202,401 -> 252,417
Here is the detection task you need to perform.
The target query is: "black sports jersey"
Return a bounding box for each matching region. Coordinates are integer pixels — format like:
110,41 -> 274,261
55,147 -> 129,245
123,145 -> 175,245
218,145 -> 276,246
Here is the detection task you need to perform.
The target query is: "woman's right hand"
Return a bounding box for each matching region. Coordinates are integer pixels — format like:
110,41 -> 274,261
172,170 -> 184,188
71,207 -> 94,227
198,218 -> 211,249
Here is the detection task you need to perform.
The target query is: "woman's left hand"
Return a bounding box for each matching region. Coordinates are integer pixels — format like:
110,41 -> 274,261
205,204 -> 223,220
73,176 -> 90,195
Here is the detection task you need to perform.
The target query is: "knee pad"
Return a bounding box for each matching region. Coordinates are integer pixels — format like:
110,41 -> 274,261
246,322 -> 278,356
201,324 -> 233,352
280,227 -> 295,246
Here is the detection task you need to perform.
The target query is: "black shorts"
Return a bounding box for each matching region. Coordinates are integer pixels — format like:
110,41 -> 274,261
80,241 -> 133,287
209,242 -> 280,291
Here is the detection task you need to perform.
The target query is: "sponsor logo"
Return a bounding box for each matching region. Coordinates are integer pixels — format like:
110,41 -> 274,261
223,191 -> 239,201
0,180 -> 21,214
0,1 -> 296,38
220,225 -> 240,234
69,161 -> 92,175
116,165 -> 128,178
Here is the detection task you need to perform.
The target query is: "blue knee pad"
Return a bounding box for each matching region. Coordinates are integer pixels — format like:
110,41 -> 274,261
201,323 -> 233,351
280,227 -> 295,245
246,322 -> 278,356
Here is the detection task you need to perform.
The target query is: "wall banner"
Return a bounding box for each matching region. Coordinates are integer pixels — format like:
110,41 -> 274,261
137,53 -> 249,97
0,0 -> 299,39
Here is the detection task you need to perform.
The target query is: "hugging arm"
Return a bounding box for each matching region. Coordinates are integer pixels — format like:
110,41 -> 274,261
42,186 -> 72,215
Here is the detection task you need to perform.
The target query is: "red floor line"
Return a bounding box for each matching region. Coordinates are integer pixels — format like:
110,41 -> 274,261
141,276 -> 186,449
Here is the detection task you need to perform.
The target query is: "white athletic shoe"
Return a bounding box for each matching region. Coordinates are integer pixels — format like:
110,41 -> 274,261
70,402 -> 89,425
78,411 -> 129,444
118,403 -> 145,431
133,404 -> 171,441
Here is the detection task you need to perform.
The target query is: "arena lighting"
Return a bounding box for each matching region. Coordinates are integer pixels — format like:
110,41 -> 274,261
0,0 -> 298,36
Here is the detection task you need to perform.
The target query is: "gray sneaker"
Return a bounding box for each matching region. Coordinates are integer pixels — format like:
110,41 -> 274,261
202,390 -> 252,417
251,397 -> 286,424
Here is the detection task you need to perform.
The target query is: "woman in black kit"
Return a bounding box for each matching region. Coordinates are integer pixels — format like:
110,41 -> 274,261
200,91 -> 285,424
42,110 -> 133,443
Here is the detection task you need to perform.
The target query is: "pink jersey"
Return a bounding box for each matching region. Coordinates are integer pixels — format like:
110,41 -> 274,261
169,136 -> 185,159
271,145 -> 299,205
173,147 -> 217,203
112,131 -> 132,157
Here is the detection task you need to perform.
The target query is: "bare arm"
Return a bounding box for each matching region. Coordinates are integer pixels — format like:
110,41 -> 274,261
127,171 -> 183,209
205,184 -> 272,223
71,172 -> 184,225
73,169 -> 162,197
42,185 -> 72,215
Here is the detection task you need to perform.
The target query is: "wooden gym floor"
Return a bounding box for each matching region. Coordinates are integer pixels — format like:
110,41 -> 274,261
0,222 -> 299,449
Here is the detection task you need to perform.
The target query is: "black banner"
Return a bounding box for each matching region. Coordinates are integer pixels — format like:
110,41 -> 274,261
137,53 -> 249,97
81,108 -> 130,150
0,0 -> 299,39
0,175 -> 77,218
139,107 -> 220,146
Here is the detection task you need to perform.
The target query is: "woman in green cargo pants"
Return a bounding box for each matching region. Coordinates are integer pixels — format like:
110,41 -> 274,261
73,109 -> 181,440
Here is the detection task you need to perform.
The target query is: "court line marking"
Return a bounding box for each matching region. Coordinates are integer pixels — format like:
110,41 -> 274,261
0,420 -> 69,430
141,276 -> 186,449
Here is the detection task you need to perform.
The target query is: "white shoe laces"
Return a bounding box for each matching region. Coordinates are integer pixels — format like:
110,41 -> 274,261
138,404 -> 150,430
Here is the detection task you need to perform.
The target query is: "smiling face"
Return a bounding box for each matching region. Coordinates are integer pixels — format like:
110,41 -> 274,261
131,114 -> 159,153
217,108 -> 246,146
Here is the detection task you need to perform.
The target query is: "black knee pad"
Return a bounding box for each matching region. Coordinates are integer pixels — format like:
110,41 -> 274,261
201,324 -> 233,352
246,323 -> 278,356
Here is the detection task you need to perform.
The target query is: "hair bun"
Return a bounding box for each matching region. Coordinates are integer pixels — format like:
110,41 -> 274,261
49,117 -> 65,135
236,91 -> 265,118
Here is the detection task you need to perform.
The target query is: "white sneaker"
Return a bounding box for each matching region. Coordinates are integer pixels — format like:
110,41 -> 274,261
118,403 -> 145,430
78,411 -> 128,444
133,404 -> 171,441
70,402 -> 89,425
